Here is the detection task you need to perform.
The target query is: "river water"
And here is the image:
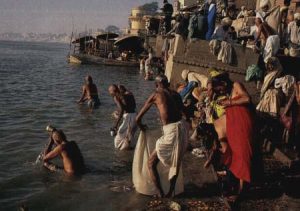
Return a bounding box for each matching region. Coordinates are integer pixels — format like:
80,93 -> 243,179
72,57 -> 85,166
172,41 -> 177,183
0,41 -> 159,210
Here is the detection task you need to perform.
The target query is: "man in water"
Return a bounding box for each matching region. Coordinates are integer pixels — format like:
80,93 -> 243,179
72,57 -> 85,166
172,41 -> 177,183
77,75 -> 100,108
43,130 -> 85,175
136,75 -> 188,198
109,84 -> 137,150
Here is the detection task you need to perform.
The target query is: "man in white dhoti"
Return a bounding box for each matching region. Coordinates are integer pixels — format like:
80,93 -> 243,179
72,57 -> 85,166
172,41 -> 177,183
136,75 -> 188,198
109,84 -> 137,150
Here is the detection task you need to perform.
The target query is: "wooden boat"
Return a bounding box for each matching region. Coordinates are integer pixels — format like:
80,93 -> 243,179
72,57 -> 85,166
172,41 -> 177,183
68,33 -> 143,67
70,53 -> 139,67
68,54 -> 82,64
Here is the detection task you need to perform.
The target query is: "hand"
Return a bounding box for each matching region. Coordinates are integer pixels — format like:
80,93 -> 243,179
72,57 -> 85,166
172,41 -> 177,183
218,99 -> 231,107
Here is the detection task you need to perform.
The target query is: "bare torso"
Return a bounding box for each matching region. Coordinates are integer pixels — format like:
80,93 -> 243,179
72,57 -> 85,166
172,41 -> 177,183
84,84 -> 99,100
154,88 -> 182,125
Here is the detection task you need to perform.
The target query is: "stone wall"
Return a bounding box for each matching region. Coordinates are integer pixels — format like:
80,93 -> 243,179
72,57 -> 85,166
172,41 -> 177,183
163,35 -> 261,102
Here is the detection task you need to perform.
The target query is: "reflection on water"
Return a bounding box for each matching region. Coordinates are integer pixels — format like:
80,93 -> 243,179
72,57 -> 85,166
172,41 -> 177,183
0,41 -> 157,210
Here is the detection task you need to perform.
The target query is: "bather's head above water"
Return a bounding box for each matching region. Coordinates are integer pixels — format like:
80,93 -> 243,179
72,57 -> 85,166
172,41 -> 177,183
52,130 -> 67,145
85,75 -> 93,85
108,84 -> 120,97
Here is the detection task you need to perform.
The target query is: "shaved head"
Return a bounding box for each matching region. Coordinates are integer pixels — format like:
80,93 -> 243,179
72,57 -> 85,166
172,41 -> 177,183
108,84 -> 119,96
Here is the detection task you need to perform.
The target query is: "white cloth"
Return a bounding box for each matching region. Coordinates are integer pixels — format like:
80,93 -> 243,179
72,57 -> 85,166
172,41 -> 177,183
288,21 -> 300,46
217,41 -> 233,64
274,75 -> 296,96
132,130 -> 184,196
185,71 -> 209,88
256,88 -> 282,116
156,120 -> 188,180
114,113 -> 137,150
263,35 -> 280,63
260,70 -> 280,99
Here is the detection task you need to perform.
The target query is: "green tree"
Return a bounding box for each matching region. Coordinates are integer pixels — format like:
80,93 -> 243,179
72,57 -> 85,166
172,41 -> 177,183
105,25 -> 121,34
138,1 -> 159,14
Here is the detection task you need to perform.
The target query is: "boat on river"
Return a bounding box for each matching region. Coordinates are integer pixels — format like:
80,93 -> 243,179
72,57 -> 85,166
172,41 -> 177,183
68,33 -> 144,67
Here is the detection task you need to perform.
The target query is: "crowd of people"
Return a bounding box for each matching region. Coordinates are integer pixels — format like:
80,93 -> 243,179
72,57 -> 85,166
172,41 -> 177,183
40,0 -> 300,205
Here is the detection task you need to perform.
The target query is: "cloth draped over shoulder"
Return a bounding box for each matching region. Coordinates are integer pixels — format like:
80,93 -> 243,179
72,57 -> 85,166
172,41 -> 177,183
256,70 -> 283,116
275,75 -> 296,96
209,40 -> 233,64
114,113 -> 137,150
132,125 -> 187,196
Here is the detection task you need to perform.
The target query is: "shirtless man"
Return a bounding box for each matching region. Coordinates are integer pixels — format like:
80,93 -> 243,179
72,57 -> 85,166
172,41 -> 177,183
109,84 -> 137,150
77,75 -> 100,108
43,130 -> 85,175
136,75 -> 187,198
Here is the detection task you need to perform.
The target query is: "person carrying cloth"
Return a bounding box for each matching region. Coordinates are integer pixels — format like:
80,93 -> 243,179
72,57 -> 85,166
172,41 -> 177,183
135,75 -> 188,198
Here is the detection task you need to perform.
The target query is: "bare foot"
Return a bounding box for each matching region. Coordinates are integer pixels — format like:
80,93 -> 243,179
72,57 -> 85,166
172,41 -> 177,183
216,170 -> 227,177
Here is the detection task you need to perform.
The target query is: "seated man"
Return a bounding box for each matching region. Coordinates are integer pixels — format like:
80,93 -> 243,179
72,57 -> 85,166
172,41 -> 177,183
43,130 -> 85,175
136,75 -> 188,198
77,75 -> 100,108
109,84 -> 137,150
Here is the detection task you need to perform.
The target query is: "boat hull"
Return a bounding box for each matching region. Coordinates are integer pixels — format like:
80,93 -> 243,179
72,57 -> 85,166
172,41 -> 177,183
70,54 -> 139,67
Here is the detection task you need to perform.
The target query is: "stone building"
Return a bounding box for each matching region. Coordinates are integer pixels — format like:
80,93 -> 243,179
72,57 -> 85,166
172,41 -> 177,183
128,7 -> 148,35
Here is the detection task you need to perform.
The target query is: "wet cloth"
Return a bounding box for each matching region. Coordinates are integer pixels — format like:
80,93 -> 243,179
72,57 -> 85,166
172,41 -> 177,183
156,120 -> 188,180
245,65 -> 264,82
263,35 -> 280,63
275,75 -> 296,96
132,130 -> 184,196
225,99 -> 253,183
256,88 -> 283,116
179,81 -> 198,102
217,41 -> 233,64
209,39 -> 221,56
114,113 -> 137,150
257,70 -> 283,116
288,21 -> 300,57
87,98 -> 100,109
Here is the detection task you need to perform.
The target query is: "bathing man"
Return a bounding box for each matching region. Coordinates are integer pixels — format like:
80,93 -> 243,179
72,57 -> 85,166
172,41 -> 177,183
109,84 -> 137,150
43,130 -> 85,175
77,75 -> 100,108
136,75 -> 188,198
